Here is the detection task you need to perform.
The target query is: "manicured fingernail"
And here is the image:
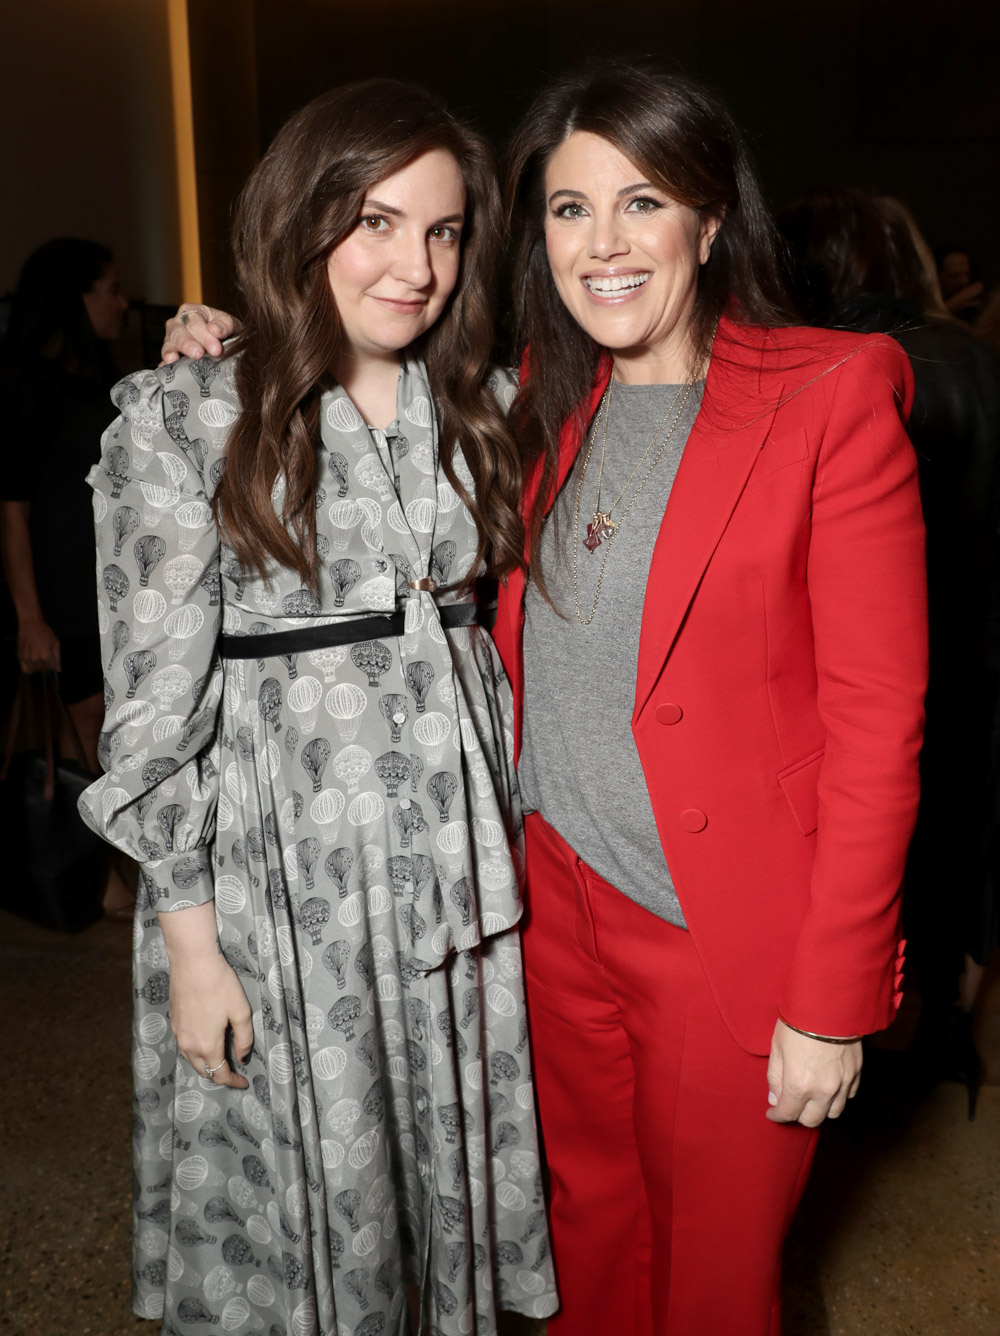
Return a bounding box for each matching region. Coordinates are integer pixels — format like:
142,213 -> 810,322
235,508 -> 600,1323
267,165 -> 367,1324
767,1091 -> 778,1106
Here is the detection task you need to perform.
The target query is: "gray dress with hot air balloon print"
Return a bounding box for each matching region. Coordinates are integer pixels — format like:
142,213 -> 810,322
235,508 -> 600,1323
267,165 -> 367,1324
80,355 -> 557,1336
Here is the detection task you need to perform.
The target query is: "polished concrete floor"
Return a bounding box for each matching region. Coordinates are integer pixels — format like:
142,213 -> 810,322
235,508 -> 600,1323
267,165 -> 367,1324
1,908 -> 997,1336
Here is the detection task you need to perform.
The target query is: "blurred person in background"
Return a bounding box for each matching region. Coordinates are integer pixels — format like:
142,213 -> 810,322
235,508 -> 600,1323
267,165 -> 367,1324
778,186 -> 1000,1116
935,244 -> 985,322
0,237 -> 133,918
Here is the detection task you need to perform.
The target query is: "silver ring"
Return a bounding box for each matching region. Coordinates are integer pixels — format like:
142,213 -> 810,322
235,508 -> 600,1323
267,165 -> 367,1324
180,309 -> 194,327
204,1058 -> 227,1077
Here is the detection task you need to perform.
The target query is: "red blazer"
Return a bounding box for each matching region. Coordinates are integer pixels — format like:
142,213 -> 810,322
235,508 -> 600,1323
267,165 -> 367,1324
494,316 -> 927,1056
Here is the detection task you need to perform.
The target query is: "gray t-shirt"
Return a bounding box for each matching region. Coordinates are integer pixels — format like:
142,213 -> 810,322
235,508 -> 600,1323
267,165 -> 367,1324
519,379 -> 704,927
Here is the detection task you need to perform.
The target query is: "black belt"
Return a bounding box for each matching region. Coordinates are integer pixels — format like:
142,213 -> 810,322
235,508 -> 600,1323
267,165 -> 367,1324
219,602 -> 481,659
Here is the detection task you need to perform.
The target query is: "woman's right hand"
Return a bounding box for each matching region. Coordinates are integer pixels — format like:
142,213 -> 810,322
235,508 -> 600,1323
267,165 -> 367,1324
167,949 -> 254,1090
17,617 -> 60,673
161,303 -> 239,364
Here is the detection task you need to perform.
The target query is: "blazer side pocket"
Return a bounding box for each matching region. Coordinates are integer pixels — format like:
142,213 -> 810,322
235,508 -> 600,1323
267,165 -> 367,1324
777,747 -> 825,835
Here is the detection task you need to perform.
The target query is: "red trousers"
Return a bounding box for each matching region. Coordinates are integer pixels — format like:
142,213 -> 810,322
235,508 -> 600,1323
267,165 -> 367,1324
522,813 -> 819,1336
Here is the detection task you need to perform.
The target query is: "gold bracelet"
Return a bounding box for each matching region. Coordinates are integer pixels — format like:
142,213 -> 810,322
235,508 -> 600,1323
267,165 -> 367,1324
778,1014 -> 861,1045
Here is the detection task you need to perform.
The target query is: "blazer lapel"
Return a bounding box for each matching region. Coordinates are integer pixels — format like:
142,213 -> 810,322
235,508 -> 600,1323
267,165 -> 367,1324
633,320 -> 781,719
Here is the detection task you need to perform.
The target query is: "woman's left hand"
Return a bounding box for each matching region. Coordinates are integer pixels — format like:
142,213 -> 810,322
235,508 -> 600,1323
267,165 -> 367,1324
765,1019 -> 862,1126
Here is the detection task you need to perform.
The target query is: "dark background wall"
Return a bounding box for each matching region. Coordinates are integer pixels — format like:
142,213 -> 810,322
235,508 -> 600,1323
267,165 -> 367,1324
2,0 -> 998,312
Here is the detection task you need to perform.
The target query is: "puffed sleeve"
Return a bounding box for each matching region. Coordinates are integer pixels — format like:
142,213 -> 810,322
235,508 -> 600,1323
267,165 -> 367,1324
78,365 -> 226,911
781,335 -> 927,1036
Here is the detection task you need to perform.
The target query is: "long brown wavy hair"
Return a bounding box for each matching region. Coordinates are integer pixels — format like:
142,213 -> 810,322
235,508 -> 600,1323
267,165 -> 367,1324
503,61 -> 790,594
215,79 -> 523,587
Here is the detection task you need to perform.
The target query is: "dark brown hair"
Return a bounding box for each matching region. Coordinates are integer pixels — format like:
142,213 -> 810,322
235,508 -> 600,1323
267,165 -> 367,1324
217,78 -> 522,587
777,185 -> 948,323
503,61 -> 788,586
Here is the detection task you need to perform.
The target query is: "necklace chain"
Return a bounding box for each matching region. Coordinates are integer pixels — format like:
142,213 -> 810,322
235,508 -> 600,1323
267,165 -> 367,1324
572,376 -> 696,626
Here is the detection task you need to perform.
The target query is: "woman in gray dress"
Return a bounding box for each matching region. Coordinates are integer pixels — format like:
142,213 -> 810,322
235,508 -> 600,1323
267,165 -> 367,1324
81,79 -> 556,1336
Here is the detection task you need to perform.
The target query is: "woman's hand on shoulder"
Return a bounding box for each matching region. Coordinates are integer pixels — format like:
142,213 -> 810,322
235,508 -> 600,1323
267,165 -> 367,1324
161,304 -> 239,365
766,1018 -> 862,1126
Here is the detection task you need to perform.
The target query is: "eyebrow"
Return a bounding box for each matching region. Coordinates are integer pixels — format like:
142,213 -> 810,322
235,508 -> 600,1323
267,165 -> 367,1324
361,198 -> 465,225
547,183 -> 659,205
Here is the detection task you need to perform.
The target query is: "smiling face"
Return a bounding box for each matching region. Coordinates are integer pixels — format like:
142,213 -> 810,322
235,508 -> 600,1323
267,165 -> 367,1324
325,148 -> 466,366
543,131 -> 721,382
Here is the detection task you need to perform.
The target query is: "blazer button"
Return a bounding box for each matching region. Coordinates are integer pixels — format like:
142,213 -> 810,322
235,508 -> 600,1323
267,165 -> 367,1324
655,703 -> 683,725
679,808 -> 707,833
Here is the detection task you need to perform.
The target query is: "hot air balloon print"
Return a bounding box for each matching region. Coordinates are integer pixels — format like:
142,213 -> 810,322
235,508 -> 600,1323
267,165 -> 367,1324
309,785 -> 345,844
321,938 -> 351,988
409,752 -> 424,793
332,745 -> 371,795
173,850 -> 211,892
329,558 -> 361,608
139,479 -> 180,527
282,588 -> 322,618
199,555 -> 221,605
112,504 -> 140,556
300,736 -> 332,793
107,618 -> 130,668
328,996 -> 362,1043
373,751 -> 410,798
102,563 -> 129,611
298,897 -> 331,946
132,588 -> 167,645
156,803 -> 186,853
356,1311 -> 386,1336
103,444 -> 132,498
430,541 -> 456,586
376,693 -> 408,744
257,678 -> 283,733
287,676 -> 323,734
325,682 -> 367,742
391,799 -> 428,849
132,532 -> 168,587
403,661 -> 434,713
350,640 -> 391,688
426,771 -> 458,823
307,645 -> 347,683
163,604 -> 205,660
123,648 -> 156,699
198,395 -> 237,444
412,712 -> 450,765
327,450 -> 350,497
220,553 -> 247,602
295,836 -> 321,891
324,847 -> 353,898
347,790 -> 384,842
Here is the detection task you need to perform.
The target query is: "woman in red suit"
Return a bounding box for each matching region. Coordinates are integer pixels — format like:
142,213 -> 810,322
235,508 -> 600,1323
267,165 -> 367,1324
493,64 -> 927,1335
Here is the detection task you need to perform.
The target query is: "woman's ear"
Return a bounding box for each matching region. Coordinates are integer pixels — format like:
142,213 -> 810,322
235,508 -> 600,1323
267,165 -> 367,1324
699,208 -> 726,265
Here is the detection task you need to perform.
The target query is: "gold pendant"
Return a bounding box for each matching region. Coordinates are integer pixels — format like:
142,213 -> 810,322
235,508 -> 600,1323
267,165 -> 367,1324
583,510 -> 615,552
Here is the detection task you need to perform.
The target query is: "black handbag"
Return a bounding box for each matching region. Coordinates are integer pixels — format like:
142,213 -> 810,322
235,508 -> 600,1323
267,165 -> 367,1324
0,672 -> 107,932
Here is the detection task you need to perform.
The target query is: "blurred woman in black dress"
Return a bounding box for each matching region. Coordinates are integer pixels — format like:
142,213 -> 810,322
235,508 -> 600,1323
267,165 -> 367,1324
0,237 -> 133,916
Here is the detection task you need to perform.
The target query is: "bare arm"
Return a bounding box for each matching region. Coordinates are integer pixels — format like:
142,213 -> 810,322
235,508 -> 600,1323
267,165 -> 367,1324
158,899 -> 253,1090
0,499 -> 60,672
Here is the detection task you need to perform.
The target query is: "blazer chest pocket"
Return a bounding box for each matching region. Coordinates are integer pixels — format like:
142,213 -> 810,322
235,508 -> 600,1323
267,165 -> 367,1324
777,747 -> 824,835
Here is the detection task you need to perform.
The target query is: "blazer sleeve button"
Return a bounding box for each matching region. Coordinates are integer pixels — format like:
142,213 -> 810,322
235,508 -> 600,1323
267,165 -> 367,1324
655,703 -> 683,725
679,808 -> 707,833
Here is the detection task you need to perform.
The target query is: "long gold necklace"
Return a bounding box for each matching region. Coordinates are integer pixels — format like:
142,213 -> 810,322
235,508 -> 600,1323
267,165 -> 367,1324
573,375 -> 696,626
